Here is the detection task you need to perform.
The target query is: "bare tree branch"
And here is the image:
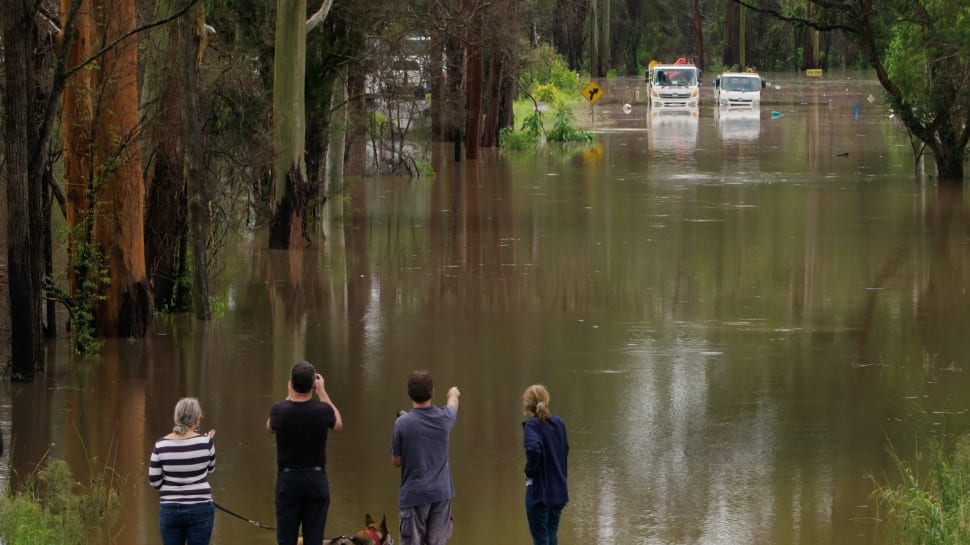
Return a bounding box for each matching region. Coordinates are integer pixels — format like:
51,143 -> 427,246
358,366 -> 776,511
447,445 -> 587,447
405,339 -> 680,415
306,0 -> 334,33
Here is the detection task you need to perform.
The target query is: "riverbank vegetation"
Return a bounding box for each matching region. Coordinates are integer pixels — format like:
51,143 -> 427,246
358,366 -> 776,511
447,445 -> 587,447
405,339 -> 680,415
871,434 -> 970,544
500,46 -> 596,150
0,458 -> 121,544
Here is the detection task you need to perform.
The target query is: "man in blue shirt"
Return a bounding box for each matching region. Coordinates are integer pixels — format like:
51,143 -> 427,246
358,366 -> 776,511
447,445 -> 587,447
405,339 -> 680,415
391,370 -> 461,545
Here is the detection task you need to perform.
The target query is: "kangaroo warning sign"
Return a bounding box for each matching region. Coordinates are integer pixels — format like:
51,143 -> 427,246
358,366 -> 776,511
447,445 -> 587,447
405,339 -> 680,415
581,81 -> 605,105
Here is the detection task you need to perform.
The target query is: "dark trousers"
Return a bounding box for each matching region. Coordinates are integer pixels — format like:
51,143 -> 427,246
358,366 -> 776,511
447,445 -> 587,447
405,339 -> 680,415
275,469 -> 330,545
525,485 -> 564,545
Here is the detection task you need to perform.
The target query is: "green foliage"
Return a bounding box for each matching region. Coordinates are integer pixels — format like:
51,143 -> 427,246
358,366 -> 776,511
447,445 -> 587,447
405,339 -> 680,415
519,43 -> 581,96
499,109 -> 544,150
498,126 -> 538,150
0,458 -> 122,545
47,218 -> 109,354
414,161 -> 436,178
546,107 -> 596,144
369,111 -> 391,140
531,83 -> 565,109
871,434 -> 970,545
209,295 -> 227,318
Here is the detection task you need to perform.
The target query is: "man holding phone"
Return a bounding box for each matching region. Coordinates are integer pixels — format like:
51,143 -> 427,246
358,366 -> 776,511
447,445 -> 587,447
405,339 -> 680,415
267,360 -> 343,545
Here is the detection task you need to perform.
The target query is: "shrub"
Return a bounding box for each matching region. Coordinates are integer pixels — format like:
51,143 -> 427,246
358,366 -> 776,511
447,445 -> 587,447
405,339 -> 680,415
0,458 -> 122,545
519,43 -> 580,95
871,434 -> 970,545
546,107 -> 596,144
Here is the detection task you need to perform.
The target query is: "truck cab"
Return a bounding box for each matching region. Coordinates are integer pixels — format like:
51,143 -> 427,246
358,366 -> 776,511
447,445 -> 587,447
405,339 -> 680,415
713,72 -> 765,109
647,59 -> 701,109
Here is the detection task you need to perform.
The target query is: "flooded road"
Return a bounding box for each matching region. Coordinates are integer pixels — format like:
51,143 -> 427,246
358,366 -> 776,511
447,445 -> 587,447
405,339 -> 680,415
2,74 -> 969,545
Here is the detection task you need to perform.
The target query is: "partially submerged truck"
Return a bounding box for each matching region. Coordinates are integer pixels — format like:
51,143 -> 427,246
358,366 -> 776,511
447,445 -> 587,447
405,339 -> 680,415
647,58 -> 701,109
713,72 -> 766,108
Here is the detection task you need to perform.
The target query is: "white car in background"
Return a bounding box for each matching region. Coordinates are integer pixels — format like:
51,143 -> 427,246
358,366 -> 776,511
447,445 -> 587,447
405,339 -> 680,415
713,72 -> 765,108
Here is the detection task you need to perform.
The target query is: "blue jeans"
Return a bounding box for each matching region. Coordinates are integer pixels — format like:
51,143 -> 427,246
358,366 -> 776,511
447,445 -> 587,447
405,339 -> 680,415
275,469 -> 330,545
159,501 -> 215,545
525,485 -> 563,545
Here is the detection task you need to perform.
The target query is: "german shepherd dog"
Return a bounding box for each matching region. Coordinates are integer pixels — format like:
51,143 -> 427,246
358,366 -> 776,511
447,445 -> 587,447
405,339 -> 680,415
296,514 -> 392,545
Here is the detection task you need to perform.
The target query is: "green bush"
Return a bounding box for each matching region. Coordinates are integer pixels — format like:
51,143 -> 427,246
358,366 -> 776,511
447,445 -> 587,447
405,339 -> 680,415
546,107 -> 596,144
498,127 -> 538,150
871,434 -> 970,545
0,458 -> 122,545
520,43 -> 580,95
531,84 -> 564,109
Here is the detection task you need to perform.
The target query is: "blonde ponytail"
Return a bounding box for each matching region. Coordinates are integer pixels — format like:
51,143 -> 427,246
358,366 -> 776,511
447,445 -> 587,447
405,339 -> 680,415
522,384 -> 552,421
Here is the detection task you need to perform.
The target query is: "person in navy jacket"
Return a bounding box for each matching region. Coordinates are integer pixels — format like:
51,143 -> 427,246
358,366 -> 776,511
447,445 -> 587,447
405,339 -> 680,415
521,384 -> 569,545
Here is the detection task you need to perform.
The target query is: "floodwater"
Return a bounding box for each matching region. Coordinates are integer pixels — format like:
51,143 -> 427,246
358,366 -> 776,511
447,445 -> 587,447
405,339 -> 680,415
2,73 -> 970,545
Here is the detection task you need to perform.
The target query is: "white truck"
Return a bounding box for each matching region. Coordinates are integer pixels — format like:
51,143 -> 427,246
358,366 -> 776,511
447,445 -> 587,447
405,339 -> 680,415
647,60 -> 701,109
713,72 -> 765,108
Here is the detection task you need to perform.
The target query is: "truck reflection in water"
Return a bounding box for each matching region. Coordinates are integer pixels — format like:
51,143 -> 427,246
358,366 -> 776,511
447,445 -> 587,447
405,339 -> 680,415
714,107 -> 761,142
648,107 -> 699,155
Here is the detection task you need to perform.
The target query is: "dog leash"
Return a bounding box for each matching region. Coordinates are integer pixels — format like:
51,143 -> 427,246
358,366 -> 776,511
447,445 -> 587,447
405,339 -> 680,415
214,502 -> 372,544
213,501 -> 276,531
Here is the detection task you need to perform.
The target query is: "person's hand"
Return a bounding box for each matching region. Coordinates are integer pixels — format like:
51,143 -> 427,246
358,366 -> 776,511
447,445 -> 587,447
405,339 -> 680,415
315,374 -> 327,396
447,386 -> 460,398
206,429 -> 216,438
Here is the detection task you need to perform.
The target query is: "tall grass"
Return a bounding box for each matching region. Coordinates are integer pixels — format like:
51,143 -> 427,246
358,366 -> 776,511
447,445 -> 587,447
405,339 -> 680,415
871,434 -> 970,544
0,457 -> 122,545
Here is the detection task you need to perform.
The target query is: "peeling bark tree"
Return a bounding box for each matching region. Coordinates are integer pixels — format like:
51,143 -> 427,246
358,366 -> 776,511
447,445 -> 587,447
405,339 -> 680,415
92,0 -> 152,335
269,0 -> 310,249
62,0 -> 152,338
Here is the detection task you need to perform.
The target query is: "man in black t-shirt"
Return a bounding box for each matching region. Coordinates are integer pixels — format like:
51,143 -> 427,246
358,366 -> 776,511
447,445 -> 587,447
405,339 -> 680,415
267,361 -> 343,545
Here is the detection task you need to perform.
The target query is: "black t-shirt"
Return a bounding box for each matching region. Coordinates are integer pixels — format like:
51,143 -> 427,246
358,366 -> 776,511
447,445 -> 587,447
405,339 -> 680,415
269,399 -> 336,470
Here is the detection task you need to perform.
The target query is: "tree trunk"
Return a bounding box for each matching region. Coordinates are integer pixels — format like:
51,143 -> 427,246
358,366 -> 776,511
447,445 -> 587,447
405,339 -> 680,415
3,0 -> 46,380
929,119 -> 966,184
465,41 -> 483,160
694,0 -> 705,69
91,0 -> 151,336
599,0 -> 610,75
185,4 -> 211,320
142,0 -> 190,312
445,36 -> 464,160
802,1 -> 819,69
345,72 -> 367,176
270,0 -> 310,249
481,50 -> 506,148
723,0 -> 739,68
61,0 -> 93,303
326,68 -> 348,220
590,0 -> 600,76
430,32 -> 446,142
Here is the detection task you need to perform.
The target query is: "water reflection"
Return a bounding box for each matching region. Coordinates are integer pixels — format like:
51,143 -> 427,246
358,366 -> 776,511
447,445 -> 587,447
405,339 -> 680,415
648,108 -> 699,155
0,77 -> 969,545
715,107 -> 761,141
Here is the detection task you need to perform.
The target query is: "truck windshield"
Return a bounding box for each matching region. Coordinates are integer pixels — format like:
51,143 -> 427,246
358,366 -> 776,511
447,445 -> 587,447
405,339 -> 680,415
654,68 -> 697,87
721,76 -> 760,92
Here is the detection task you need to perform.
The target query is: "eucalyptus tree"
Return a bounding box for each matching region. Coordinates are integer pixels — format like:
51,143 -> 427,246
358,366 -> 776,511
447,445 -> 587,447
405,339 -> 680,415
61,0 -> 154,340
737,0 -> 970,184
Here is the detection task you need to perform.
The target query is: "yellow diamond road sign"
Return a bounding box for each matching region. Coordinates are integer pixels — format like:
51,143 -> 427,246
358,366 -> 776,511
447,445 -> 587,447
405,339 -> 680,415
582,80 -> 604,105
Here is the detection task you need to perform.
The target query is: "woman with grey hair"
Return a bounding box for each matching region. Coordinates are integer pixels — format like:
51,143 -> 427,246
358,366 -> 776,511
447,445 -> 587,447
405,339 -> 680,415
149,397 -> 217,545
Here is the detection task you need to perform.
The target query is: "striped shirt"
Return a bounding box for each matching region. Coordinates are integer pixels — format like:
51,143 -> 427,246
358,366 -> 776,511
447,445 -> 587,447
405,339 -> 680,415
148,434 -> 216,504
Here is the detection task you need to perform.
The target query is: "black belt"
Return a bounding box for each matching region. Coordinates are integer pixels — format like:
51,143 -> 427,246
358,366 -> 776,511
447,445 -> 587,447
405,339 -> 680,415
279,466 -> 323,473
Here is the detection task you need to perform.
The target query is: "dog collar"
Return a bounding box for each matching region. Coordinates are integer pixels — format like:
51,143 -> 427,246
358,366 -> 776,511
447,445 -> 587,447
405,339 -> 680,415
366,528 -> 382,545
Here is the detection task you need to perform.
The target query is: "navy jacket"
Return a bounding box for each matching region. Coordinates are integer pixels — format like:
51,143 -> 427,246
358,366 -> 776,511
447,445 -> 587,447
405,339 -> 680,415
523,415 -> 569,507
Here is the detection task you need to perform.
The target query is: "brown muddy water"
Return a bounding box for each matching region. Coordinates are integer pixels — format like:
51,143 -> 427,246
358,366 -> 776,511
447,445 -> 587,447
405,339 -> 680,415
2,73 -> 970,545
